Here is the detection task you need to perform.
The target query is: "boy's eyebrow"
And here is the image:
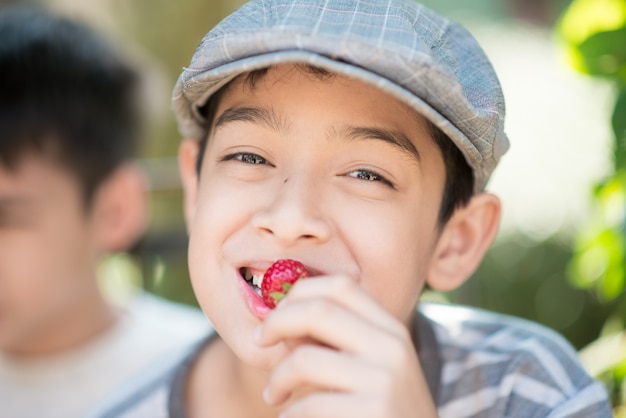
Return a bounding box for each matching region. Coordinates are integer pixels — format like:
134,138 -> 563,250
213,106 -> 421,163
344,126 -> 421,163
214,106 -> 287,133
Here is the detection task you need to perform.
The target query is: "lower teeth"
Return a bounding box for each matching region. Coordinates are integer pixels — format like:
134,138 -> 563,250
242,268 -> 262,296
246,280 -> 261,297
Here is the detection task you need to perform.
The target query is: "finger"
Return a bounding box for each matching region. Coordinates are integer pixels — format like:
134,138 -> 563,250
279,274 -> 406,338
258,297 -> 396,356
283,336 -> 318,352
265,344 -> 380,406
258,297 -> 413,367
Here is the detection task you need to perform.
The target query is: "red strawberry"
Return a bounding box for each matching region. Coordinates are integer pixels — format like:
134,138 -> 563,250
261,259 -> 310,309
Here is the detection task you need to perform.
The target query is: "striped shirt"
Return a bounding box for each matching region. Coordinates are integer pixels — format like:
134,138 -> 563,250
89,303 -> 612,418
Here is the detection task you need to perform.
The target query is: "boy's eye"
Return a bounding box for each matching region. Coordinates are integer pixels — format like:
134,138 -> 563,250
238,153 -> 266,165
347,169 -> 393,187
223,152 -> 269,165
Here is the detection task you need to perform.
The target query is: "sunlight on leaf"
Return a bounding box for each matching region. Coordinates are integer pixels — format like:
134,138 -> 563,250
600,262 -> 626,299
597,175 -> 626,226
559,0 -> 626,44
571,245 -> 608,287
558,0 -> 626,74
558,0 -> 626,411
580,330 -> 626,377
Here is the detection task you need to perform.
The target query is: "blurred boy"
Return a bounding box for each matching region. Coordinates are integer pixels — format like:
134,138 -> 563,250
0,6 -> 208,418
93,0 -> 612,417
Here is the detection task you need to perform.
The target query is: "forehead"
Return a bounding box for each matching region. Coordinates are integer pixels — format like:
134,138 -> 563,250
222,64 -> 419,112
0,153 -> 79,201
212,65 -> 444,170
212,64 -> 436,143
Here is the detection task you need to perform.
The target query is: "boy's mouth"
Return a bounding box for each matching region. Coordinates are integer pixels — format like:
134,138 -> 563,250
240,267 -> 264,297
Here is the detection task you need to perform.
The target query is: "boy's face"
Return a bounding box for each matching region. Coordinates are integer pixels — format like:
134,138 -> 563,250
182,64 -> 447,367
0,154 -> 100,354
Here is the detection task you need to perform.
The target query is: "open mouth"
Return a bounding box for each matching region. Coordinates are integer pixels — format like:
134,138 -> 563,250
240,267 -> 264,297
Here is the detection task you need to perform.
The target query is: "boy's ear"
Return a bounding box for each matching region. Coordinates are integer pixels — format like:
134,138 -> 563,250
178,139 -> 201,232
92,163 -> 148,253
427,193 -> 501,292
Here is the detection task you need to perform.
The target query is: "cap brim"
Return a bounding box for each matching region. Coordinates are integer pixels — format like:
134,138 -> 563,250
173,50 -> 496,191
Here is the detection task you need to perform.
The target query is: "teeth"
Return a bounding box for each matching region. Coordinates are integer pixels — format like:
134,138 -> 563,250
242,268 -> 264,288
252,274 -> 263,287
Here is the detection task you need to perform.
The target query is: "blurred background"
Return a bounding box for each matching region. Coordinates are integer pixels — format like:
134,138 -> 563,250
1,0 -> 624,413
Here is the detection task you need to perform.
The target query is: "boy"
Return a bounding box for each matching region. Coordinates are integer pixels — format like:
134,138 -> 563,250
93,0 -> 612,416
0,6 -> 209,418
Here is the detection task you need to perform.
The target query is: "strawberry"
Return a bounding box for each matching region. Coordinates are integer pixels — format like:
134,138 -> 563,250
261,259 -> 310,309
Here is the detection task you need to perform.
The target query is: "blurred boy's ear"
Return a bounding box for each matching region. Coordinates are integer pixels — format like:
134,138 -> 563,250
178,139 -> 200,233
92,163 -> 148,252
427,193 -> 501,291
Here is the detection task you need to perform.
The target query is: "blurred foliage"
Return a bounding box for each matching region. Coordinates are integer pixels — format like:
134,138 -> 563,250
557,0 -> 626,410
450,235 -> 614,349
118,0 -> 246,159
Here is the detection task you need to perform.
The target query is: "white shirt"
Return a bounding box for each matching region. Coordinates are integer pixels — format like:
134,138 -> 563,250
0,293 -> 211,418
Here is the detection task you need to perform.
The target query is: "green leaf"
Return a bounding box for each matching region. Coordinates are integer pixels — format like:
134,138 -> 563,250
559,0 -> 626,45
600,263 -> 626,300
557,0 -> 626,75
269,291 -> 286,302
613,88 -> 626,168
269,284 -> 293,304
597,175 -> 626,226
569,244 -> 609,288
615,356 -> 626,381
576,27 -> 626,77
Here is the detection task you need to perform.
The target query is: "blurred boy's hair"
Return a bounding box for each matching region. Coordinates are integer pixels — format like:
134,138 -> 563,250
0,6 -> 142,204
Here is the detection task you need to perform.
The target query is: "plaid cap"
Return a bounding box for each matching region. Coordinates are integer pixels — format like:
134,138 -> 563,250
172,0 -> 509,191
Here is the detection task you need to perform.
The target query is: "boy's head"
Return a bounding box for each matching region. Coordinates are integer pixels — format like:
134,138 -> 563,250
173,0 -> 509,190
0,6 -> 146,355
173,0 -> 507,365
0,5 -> 141,203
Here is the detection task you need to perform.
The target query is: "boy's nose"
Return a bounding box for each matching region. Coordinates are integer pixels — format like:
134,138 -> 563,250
251,176 -> 331,247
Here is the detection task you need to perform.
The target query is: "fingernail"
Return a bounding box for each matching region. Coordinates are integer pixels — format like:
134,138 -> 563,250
263,386 -> 271,403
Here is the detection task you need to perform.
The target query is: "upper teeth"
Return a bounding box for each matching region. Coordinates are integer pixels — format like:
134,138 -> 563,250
244,269 -> 264,287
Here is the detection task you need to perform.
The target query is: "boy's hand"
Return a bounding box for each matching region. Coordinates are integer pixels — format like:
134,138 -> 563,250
255,274 -> 438,418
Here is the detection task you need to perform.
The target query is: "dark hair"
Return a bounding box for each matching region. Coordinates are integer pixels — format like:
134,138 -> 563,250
196,65 -> 473,227
0,6 -> 142,205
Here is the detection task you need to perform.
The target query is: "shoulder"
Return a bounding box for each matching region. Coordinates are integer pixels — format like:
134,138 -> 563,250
419,302 -> 612,417
109,293 -> 211,359
420,302 -> 580,360
126,292 -> 210,336
87,294 -> 214,418
87,334 -> 214,418
94,292 -> 211,372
